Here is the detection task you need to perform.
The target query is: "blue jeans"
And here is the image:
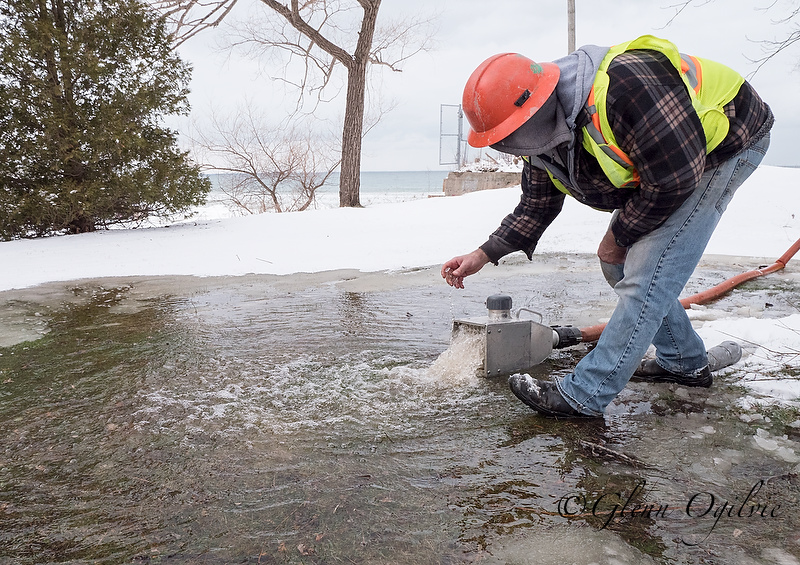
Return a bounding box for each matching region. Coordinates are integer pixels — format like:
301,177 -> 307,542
557,134 -> 770,416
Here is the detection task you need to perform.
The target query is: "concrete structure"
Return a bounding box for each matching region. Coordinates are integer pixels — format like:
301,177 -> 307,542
442,171 -> 521,196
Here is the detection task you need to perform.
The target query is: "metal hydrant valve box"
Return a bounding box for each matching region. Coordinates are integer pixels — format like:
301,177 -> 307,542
485,320 -> 533,377
451,317 -> 554,377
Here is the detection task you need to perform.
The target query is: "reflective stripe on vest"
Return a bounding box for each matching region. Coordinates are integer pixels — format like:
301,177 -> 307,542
582,35 -> 744,189
584,86 -> 640,187
681,54 -> 702,95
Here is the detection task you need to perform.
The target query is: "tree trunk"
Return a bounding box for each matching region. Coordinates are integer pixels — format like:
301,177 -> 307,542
339,59 -> 367,208
338,0 -> 380,208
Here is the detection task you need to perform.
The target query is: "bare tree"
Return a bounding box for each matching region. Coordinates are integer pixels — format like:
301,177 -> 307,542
151,0 -> 433,208
192,106 -> 340,213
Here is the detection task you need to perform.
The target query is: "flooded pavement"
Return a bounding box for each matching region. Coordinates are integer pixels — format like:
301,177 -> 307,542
1,253 -> 799,564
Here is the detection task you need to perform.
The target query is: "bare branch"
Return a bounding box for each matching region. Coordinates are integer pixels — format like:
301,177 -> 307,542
657,0 -> 713,29
150,0 -> 239,46
260,0 -> 354,67
189,103 -> 340,214
369,11 -> 436,72
659,0 -> 800,77
745,0 -> 800,76
223,9 -> 345,111
747,27 -> 800,76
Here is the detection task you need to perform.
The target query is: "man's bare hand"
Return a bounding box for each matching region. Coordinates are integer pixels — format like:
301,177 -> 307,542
441,249 -> 490,289
597,228 -> 628,265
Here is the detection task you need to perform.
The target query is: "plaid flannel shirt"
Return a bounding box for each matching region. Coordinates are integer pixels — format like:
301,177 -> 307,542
481,50 -> 773,263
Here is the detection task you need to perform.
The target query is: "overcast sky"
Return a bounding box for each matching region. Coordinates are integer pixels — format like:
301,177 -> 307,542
176,0 -> 800,171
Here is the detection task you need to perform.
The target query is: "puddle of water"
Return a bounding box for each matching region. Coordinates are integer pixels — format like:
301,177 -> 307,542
1,254 -> 799,564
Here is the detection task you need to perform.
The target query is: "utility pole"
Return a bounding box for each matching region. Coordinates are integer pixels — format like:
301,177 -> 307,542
439,104 -> 464,169
567,0 -> 576,54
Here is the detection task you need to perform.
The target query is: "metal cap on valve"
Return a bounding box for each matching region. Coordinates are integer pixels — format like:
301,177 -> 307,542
486,294 -> 512,310
486,294 -> 512,321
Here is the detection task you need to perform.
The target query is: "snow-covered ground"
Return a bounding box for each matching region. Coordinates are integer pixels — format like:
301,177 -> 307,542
5,165 -> 798,289
3,165 -> 800,410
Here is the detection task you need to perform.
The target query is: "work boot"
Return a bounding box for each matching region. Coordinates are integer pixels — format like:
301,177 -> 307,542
508,374 -> 599,419
632,341 -> 742,388
632,364 -> 713,387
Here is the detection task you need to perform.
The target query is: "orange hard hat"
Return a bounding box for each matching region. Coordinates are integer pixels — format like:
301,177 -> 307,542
463,53 -> 560,148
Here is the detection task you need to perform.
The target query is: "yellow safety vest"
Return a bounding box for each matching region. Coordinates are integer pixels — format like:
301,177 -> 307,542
581,35 -> 744,189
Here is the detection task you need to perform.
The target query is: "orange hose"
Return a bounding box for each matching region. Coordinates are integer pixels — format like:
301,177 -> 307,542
579,237 -> 800,343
